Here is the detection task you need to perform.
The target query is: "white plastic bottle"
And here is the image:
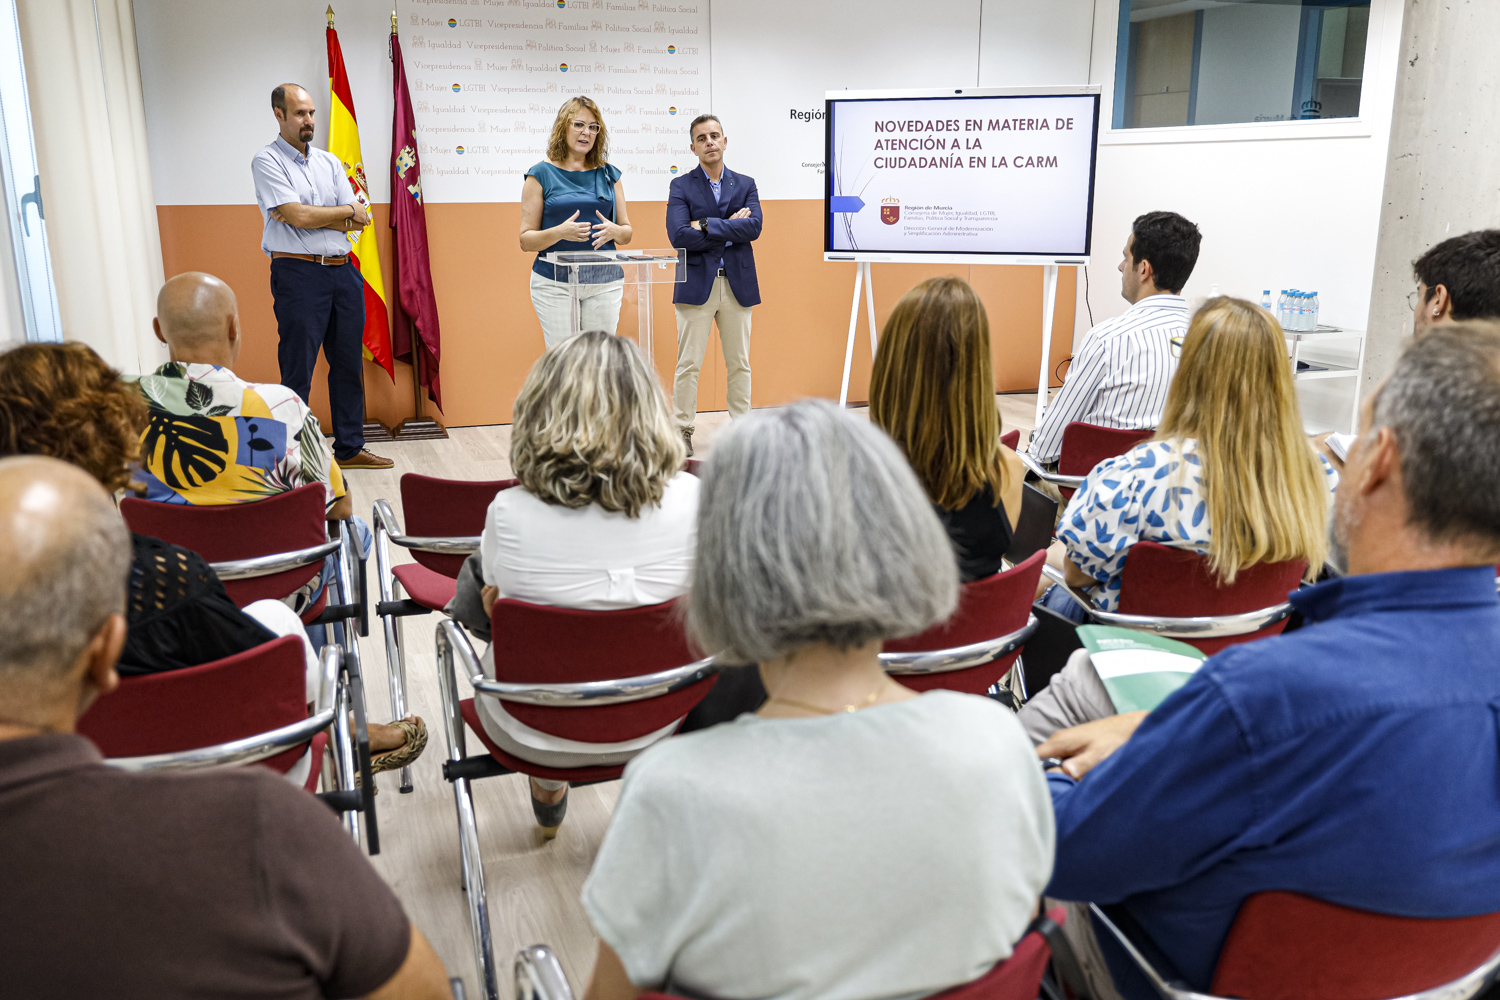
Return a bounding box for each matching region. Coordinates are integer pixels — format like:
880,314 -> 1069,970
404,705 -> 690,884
1310,291 -> 1320,330
1262,289 -> 1272,310
1278,290 -> 1289,328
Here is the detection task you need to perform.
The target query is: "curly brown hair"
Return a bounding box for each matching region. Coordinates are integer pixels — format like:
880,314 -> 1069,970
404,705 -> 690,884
545,96 -> 610,169
0,342 -> 148,493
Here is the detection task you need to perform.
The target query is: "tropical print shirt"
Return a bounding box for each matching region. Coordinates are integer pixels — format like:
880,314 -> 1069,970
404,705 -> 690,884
1058,437 -> 1337,611
132,363 -> 345,509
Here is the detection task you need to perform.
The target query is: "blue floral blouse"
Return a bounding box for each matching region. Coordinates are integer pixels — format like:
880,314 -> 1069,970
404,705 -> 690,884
1057,438 -> 1338,611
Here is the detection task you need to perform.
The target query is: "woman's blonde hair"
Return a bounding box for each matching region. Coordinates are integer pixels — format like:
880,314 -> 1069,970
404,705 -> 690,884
546,96 -> 610,169
869,276 -> 1007,509
1157,296 -> 1329,583
511,331 -> 682,517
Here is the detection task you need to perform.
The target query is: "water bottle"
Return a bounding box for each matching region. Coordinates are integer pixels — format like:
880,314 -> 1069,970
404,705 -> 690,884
1299,292 -> 1311,331
1262,289 -> 1272,310
1278,290 -> 1289,328
1310,291 -> 1319,330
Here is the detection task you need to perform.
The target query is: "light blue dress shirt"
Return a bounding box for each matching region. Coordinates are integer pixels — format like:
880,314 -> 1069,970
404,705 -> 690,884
703,165 -> 729,268
251,136 -> 357,258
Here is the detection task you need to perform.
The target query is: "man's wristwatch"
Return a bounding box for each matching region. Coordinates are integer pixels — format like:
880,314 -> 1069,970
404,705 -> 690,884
696,218 -> 708,230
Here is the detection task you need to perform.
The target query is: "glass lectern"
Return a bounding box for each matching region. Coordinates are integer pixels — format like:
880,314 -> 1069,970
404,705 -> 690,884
539,249 -> 685,362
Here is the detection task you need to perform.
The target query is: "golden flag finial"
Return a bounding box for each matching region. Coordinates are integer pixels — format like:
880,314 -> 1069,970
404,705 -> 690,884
391,9 -> 398,33
326,5 -> 334,28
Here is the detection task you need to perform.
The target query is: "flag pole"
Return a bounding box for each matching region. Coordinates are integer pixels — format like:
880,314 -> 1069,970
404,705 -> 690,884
390,8 -> 446,441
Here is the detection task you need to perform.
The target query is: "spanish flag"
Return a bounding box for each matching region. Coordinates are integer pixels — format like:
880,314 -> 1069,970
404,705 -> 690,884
326,16 -> 394,379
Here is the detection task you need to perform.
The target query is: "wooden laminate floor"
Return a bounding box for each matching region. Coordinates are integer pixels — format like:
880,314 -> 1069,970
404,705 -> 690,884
342,393 -> 1045,998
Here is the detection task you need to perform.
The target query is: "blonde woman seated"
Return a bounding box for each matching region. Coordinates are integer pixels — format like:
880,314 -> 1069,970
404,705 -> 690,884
1025,297 -> 1335,744
580,400 -> 1053,1000
449,331 -> 695,831
870,276 -> 1025,581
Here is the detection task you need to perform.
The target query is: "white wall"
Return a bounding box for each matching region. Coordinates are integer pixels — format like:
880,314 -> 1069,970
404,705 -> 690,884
1079,0 -> 1404,342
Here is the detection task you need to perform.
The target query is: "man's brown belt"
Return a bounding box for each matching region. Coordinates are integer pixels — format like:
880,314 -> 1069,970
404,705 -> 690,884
270,251 -> 349,266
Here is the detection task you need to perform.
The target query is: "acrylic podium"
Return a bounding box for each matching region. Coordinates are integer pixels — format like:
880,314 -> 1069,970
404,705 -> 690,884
539,249 -> 685,362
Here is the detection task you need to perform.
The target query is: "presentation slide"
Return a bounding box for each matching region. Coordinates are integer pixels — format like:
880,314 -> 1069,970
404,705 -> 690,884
825,89 -> 1100,262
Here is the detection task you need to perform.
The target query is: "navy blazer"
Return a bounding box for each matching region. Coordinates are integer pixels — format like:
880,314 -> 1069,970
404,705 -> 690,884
666,166 -> 762,307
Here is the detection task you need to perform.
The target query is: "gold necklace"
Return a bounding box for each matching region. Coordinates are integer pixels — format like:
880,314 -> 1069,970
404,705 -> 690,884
766,677 -> 889,716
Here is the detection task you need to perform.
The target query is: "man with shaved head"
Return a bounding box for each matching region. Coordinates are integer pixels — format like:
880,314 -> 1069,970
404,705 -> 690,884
0,456 -> 451,999
251,82 -> 391,471
135,271 -> 351,520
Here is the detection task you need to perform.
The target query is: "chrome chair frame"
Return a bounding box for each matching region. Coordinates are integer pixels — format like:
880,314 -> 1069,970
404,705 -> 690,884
435,619 -> 718,1000
372,498 -> 481,793
881,614 -> 1040,699
1018,450 -> 1088,491
101,644 -> 379,852
1090,903 -> 1500,1000
514,945 -> 575,1000
1040,564 -> 1293,640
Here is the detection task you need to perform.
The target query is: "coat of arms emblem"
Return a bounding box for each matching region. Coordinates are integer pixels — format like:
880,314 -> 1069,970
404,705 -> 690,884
880,197 -> 900,225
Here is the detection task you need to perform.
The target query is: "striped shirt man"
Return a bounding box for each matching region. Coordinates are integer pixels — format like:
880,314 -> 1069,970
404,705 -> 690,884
1029,293 -> 1187,464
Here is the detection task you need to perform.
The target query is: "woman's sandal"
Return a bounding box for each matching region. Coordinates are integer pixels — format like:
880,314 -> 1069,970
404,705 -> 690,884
531,785 -> 569,840
370,716 -> 428,774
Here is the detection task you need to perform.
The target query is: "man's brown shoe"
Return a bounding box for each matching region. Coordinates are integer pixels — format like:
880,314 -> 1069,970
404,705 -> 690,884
338,449 -> 394,470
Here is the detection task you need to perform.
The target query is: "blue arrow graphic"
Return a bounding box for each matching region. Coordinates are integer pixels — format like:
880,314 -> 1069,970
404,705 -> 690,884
830,195 -> 864,214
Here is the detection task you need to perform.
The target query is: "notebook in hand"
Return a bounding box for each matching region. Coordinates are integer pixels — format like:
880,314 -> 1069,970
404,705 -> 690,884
1079,625 -> 1207,713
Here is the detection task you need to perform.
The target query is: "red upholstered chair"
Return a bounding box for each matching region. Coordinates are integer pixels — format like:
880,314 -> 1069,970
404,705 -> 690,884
1041,541 -> 1305,656
76,638 -> 379,852
882,550 -> 1045,697
371,474 -> 516,791
513,909 -> 1067,1000
1092,893 -> 1500,1000
434,608 -> 718,996
1001,428 -> 1021,451
1019,421 -> 1156,501
119,484 -> 340,622
684,457 -> 705,477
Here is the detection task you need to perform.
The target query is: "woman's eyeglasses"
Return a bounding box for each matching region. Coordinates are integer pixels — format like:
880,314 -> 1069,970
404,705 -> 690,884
1170,336 -> 1184,358
569,120 -> 601,134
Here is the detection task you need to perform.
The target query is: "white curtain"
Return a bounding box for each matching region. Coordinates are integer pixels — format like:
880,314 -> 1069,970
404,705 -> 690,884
16,0 -> 165,374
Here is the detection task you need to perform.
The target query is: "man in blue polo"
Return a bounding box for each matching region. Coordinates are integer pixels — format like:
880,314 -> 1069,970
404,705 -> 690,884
250,83 -> 390,471
1039,324 -> 1500,1000
666,114 -> 762,457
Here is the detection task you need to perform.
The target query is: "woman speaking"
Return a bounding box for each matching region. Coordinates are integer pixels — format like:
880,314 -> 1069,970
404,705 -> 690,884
520,96 -> 633,349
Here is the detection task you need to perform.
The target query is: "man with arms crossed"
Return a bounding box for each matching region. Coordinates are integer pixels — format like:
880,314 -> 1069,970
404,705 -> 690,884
667,114 -> 762,456
0,456 -> 448,999
251,83 -> 391,471
1036,325 -> 1500,1000
1029,211 -> 1201,466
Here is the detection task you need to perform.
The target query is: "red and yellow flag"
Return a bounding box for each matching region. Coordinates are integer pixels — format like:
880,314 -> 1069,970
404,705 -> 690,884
326,18 -> 394,378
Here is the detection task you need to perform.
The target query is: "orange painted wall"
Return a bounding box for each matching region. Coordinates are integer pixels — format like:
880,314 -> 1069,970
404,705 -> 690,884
156,201 -> 1073,428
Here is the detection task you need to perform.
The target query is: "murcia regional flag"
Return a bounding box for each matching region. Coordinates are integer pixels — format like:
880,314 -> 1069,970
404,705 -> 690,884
326,19 -> 394,378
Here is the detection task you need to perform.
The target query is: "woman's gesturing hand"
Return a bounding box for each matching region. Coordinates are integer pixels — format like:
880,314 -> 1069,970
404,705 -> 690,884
592,210 -> 626,248
558,210 -> 592,242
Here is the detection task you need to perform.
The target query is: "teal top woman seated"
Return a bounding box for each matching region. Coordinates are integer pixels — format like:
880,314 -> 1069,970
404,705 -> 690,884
519,95 -> 633,350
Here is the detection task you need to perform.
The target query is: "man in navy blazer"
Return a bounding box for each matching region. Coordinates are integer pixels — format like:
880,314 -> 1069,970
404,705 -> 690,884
666,115 -> 762,455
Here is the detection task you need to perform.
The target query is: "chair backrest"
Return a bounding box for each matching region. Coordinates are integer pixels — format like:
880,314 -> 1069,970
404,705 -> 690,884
883,551 -> 1046,694
636,908 -> 1061,1000
1212,892 -> 1500,1000
1118,540 -> 1306,655
684,458 -> 704,477
487,598 -> 713,742
399,474 -> 517,577
1000,429 -> 1020,452
1057,422 -> 1155,483
119,484 -> 328,605
1004,484 -> 1058,566
76,635 -> 310,773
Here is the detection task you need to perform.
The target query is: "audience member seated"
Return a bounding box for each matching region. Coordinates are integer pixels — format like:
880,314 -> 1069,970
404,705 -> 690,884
578,399 -> 1054,1000
448,330 -> 696,830
1029,210 -> 1201,466
0,341 -> 421,769
1036,296 -> 1334,633
1412,228 -> 1500,335
0,456 -> 452,1000
136,272 -> 351,517
869,275 -> 1024,582
1036,324 -> 1500,1000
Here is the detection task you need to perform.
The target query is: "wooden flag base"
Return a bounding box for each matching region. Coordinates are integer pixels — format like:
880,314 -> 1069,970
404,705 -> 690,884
392,416 -> 448,440
362,419 -> 395,443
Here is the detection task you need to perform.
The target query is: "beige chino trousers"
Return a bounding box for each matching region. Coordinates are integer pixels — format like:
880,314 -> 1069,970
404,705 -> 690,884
673,275 -> 752,432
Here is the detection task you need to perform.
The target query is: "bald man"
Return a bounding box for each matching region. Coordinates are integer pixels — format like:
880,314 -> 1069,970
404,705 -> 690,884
136,271 -> 352,520
0,456 -> 451,1000
251,82 -> 390,471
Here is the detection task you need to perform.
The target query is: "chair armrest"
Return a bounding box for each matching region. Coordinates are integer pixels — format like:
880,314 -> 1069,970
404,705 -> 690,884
1040,563 -> 1104,612
880,615 -> 1038,676
1018,450 -> 1088,490
211,539 -> 340,580
1088,904 -> 1206,1000
372,498 -> 480,556
514,944 -> 576,1000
